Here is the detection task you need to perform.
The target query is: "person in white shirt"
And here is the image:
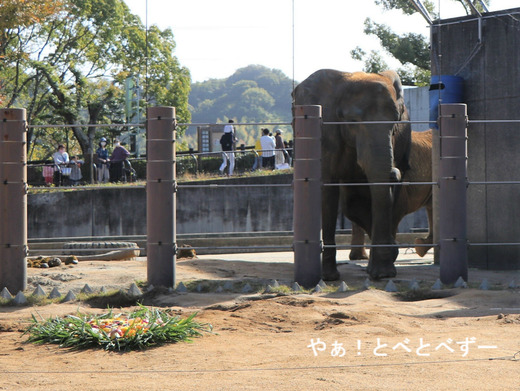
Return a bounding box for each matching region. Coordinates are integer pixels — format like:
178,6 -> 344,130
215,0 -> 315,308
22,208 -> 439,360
260,128 -> 276,169
52,144 -> 69,186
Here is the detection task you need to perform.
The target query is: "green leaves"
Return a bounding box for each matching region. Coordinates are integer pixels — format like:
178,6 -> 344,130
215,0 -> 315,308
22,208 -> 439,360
24,306 -> 212,351
1,0 -> 191,158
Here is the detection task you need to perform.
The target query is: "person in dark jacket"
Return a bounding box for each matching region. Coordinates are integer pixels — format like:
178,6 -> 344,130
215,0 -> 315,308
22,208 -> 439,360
109,139 -> 130,182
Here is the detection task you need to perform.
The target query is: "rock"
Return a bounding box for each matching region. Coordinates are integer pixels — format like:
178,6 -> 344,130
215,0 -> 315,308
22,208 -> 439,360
177,245 -> 197,259
385,280 -> 398,292
454,276 -> 467,288
291,282 -> 302,292
410,281 -> 420,291
48,257 -> 62,267
271,280 -> 280,288
128,283 -> 142,296
64,256 -> 78,265
81,284 -> 94,294
338,281 -> 349,292
241,283 -> 252,293
479,279 -> 489,290
363,278 -> 371,290
431,279 -> 443,290
223,281 -> 234,291
63,290 -> 77,302
13,291 -> 27,305
318,280 -> 327,288
314,284 -> 323,293
32,285 -> 46,297
1,287 -> 13,300
48,287 -> 62,299
176,282 -> 188,293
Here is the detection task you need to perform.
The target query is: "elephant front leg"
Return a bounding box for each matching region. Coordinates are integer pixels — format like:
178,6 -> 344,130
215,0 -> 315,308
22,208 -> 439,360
350,222 -> 369,260
322,185 -> 340,281
366,185 -> 398,280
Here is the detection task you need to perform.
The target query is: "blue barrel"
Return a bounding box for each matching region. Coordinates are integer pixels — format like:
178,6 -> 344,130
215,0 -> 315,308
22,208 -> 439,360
429,75 -> 464,129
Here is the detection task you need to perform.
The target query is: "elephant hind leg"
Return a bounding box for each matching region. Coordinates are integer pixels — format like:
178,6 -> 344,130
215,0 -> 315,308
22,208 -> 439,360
414,203 -> 433,257
350,222 -> 369,260
414,236 -> 433,257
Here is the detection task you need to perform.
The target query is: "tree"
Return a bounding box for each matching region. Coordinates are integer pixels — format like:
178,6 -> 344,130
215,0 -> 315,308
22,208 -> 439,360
186,65 -> 293,149
352,0 -> 489,85
1,0 -> 190,162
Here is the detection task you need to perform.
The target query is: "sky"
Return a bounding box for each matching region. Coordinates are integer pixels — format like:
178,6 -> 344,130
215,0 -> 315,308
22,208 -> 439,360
123,0 -> 520,83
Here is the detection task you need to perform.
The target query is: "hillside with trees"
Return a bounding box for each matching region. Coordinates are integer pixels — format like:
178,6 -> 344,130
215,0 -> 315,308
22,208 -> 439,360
182,65 -> 294,149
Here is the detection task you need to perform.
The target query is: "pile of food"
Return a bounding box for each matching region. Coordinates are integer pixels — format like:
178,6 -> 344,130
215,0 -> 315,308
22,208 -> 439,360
24,306 -> 211,351
27,256 -> 78,268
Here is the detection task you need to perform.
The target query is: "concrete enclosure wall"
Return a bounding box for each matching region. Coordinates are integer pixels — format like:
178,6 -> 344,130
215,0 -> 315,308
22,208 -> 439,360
431,8 -> 520,269
28,175 -> 427,239
404,86 -> 430,132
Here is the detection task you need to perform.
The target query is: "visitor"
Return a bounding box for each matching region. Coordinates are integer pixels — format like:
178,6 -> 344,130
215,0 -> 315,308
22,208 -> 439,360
69,156 -> 83,185
109,138 -> 130,182
252,129 -> 264,171
95,137 -> 110,183
219,119 -> 236,176
260,128 -> 275,169
274,129 -> 286,168
52,144 -> 69,186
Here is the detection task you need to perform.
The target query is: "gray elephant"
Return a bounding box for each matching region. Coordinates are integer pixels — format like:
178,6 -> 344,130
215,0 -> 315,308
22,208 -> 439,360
349,130 -> 433,260
293,69 -> 412,280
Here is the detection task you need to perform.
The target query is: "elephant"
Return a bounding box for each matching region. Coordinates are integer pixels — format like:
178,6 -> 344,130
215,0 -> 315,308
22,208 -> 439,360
293,69 -> 413,280
349,130 -> 433,261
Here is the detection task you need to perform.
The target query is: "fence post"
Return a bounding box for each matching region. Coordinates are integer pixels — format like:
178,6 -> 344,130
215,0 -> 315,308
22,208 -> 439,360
439,103 -> 468,284
293,105 -> 322,288
146,107 -> 176,287
0,109 -> 27,293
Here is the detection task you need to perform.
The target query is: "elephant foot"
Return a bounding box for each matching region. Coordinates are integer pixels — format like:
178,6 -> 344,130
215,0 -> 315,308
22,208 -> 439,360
414,237 -> 432,257
367,262 -> 397,280
322,267 -> 340,281
349,248 -> 369,260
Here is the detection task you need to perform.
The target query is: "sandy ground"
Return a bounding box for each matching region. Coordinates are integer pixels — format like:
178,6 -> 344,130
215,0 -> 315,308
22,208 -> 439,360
1,250 -> 519,391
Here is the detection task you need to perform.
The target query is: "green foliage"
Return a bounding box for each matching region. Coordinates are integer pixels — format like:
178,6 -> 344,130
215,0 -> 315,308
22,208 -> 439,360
351,47 -> 390,75
186,65 -> 293,148
24,306 -> 211,351
1,0 -> 190,160
374,0 -> 436,16
364,20 -> 430,70
357,0 -> 490,85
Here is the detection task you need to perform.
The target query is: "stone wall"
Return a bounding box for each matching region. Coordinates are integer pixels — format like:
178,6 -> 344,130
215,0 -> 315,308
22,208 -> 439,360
28,174 -> 427,239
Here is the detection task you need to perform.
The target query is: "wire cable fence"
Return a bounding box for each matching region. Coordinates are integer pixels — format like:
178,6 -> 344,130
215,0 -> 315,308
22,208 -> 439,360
23,115 -> 520,257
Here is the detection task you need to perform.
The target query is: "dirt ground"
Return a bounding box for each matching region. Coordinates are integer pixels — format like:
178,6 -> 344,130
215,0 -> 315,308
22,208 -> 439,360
1,250 -> 519,390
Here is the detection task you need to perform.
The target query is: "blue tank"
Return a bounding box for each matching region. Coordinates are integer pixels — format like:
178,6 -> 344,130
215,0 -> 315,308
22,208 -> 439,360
429,75 -> 464,129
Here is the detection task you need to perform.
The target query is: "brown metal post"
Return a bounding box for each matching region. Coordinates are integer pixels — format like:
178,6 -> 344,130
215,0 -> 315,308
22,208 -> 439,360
146,107 -> 176,287
432,127 -> 440,265
439,104 -> 468,284
0,109 -> 27,293
293,105 -> 322,288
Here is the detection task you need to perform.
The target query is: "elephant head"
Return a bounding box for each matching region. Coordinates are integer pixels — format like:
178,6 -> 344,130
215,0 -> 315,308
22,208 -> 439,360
293,69 -> 412,280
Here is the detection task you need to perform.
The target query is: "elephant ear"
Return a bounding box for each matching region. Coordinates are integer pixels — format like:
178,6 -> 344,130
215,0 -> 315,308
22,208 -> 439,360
378,70 -> 405,114
379,70 -> 412,174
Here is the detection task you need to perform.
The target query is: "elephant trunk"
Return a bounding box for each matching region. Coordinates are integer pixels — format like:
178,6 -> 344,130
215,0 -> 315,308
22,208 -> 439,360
357,128 -> 399,279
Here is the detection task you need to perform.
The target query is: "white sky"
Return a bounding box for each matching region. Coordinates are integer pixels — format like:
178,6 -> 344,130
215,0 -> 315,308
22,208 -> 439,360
123,0 -> 519,83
